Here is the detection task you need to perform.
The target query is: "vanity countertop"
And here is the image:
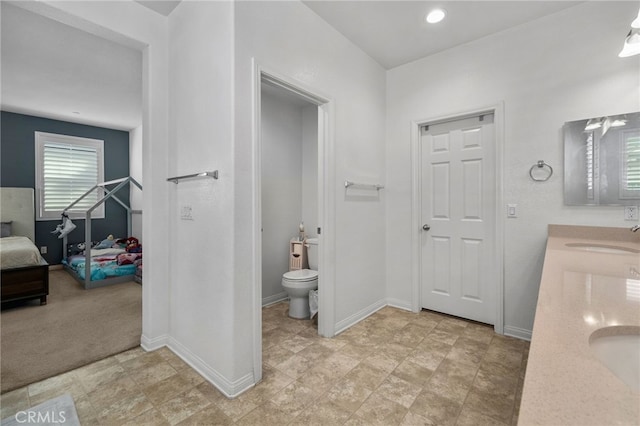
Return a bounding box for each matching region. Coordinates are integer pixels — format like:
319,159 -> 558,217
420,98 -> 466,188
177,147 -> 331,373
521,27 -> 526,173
518,225 -> 640,425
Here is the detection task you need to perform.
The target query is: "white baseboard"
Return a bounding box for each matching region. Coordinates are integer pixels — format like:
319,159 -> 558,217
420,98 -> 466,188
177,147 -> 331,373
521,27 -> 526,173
262,292 -> 288,307
140,333 -> 170,351
504,325 -> 532,341
167,337 -> 255,398
334,299 -> 387,335
385,298 -> 414,312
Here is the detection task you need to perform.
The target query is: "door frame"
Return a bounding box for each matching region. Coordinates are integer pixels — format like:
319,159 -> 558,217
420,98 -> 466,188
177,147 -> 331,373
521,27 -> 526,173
251,61 -> 337,382
410,103 -> 505,334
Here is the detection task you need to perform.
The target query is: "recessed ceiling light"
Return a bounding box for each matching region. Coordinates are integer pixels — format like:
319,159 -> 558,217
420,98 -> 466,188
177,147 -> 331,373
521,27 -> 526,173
426,9 -> 446,24
72,111 -> 80,115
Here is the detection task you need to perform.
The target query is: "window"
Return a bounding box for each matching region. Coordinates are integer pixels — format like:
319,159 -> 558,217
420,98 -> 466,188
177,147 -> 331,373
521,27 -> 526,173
35,132 -> 104,220
621,129 -> 640,199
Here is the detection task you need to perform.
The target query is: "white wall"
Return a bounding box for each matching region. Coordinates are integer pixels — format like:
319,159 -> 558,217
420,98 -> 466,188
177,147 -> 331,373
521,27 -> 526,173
261,90 -> 304,304
302,105 -> 319,238
386,1 -> 640,338
129,125 -> 142,241
167,0 -> 238,390
234,0 -> 387,383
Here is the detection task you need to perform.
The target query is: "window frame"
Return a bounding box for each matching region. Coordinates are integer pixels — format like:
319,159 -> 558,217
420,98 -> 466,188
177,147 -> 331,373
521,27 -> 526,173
35,131 -> 105,221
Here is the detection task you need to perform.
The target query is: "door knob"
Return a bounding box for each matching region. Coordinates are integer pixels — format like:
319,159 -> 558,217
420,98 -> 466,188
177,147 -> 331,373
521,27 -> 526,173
422,224 -> 430,231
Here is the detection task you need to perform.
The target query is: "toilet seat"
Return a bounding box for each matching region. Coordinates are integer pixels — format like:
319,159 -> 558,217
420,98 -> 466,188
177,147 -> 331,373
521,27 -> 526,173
282,269 -> 318,283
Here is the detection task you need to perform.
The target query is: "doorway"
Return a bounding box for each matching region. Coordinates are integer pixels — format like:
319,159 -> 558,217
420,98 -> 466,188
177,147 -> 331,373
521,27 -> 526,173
252,67 -> 335,383
412,107 -> 504,331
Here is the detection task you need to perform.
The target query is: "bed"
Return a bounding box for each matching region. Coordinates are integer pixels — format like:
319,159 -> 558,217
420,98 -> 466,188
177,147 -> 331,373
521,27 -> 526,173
60,176 -> 142,289
63,242 -> 141,285
0,188 -> 49,305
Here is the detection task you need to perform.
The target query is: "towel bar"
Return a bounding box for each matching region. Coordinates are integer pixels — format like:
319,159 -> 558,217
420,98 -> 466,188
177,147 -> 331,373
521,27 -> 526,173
167,170 -> 219,184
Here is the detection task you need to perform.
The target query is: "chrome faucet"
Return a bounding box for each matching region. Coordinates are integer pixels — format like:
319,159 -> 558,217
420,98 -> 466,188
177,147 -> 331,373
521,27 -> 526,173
632,225 -> 640,232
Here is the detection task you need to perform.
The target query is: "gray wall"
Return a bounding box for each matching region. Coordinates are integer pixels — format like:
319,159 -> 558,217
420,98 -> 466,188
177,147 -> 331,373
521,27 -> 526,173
1,111 -> 130,264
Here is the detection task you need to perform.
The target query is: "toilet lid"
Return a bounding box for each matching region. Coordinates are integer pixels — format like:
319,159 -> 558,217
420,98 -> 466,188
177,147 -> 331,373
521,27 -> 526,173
283,269 -> 318,282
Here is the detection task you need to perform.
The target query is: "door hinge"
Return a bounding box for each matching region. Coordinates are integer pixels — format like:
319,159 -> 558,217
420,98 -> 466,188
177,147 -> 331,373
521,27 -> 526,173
317,227 -> 321,235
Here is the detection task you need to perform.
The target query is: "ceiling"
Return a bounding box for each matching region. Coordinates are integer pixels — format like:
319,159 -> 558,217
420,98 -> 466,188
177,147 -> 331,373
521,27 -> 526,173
135,1 -> 181,16
1,1 -> 586,131
1,2 -> 142,131
303,1 -> 581,69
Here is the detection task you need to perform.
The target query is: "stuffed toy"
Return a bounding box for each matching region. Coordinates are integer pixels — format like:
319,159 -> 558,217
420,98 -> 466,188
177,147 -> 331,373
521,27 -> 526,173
95,234 -> 115,249
125,237 -> 142,253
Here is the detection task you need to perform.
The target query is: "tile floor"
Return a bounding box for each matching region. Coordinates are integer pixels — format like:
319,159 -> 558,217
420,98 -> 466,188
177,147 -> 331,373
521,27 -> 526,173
1,302 -> 529,425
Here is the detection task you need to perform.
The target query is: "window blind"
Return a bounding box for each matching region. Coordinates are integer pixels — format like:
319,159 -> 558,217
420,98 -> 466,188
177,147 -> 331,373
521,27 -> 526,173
42,142 -> 99,213
623,131 -> 640,192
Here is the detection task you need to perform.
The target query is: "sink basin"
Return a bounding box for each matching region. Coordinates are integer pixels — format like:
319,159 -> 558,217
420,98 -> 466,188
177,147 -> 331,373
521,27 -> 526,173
565,243 -> 640,255
589,326 -> 640,391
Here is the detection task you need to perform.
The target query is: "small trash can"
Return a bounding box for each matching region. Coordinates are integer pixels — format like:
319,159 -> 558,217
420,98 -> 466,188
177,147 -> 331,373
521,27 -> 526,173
309,289 -> 318,320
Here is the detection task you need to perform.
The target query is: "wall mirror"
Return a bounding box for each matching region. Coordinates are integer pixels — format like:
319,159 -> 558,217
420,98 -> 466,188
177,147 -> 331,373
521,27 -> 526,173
564,111 -> 640,205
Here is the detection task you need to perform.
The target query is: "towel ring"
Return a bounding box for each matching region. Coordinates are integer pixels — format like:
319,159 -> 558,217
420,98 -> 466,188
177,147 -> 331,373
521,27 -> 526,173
529,160 -> 553,182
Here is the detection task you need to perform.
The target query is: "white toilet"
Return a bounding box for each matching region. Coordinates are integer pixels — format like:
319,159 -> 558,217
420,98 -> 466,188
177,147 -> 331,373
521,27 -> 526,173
281,238 -> 318,319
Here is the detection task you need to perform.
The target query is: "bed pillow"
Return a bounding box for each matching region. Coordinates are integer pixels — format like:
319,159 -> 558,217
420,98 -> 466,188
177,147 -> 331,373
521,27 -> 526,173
1,221 -> 12,237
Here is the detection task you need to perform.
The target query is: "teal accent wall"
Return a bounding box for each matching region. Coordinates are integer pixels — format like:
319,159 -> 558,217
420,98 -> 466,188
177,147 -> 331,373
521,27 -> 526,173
1,111 -> 130,264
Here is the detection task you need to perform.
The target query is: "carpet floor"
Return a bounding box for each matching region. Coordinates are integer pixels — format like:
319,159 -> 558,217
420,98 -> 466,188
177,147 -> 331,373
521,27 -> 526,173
1,270 -> 141,393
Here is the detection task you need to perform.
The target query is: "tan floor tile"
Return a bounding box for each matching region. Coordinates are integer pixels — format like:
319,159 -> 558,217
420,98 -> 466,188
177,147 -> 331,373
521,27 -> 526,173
463,388 -> 515,424
157,388 -> 211,425
114,346 -> 145,363
428,328 -> 460,345
297,341 -> 336,362
353,392 -> 408,426
374,374 -> 422,408
28,381 -> 87,406
71,356 -> 119,379
129,361 -> 178,388
289,397 -> 353,426
281,334 -> 315,353
87,375 -> 139,411
97,392 -> 153,425
76,363 -> 127,394
361,351 -> 400,374
296,365 -> 344,394
472,368 -> 518,399
270,381 -> 319,417
122,408 -> 171,426
0,388 -> 31,419
176,404 -> 233,425
392,359 -> 434,387
120,351 -> 165,371
325,377 -> 373,413
344,362 -> 390,391
26,371 -> 76,397
461,324 -> 495,344
197,382 -> 258,422
143,373 -> 194,406
338,342 -> 374,360
406,347 -> 447,371
317,352 -> 360,375
236,401 -> 294,425
274,353 -> 315,378
457,406 -> 509,426
243,369 -> 295,405
315,336 -> 348,351
263,344 -> 295,367
427,359 -> 477,404
409,389 -> 461,426
400,410 -> 436,425
436,318 -> 469,334
178,368 -> 206,387
73,394 -> 99,425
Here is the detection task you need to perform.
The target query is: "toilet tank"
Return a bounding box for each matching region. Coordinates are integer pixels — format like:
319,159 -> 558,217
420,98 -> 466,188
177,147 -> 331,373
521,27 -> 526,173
306,238 -> 319,270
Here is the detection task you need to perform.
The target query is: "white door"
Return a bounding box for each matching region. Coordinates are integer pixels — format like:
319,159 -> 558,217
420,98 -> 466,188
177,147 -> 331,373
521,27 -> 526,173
420,113 -> 496,324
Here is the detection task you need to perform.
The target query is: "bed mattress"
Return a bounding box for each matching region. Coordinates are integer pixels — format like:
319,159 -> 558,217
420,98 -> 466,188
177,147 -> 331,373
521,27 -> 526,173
0,236 -> 42,269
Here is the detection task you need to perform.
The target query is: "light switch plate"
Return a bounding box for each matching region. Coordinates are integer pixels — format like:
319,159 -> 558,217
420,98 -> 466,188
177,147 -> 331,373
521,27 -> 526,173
624,206 -> 638,221
507,204 -> 517,218
180,205 -> 194,220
